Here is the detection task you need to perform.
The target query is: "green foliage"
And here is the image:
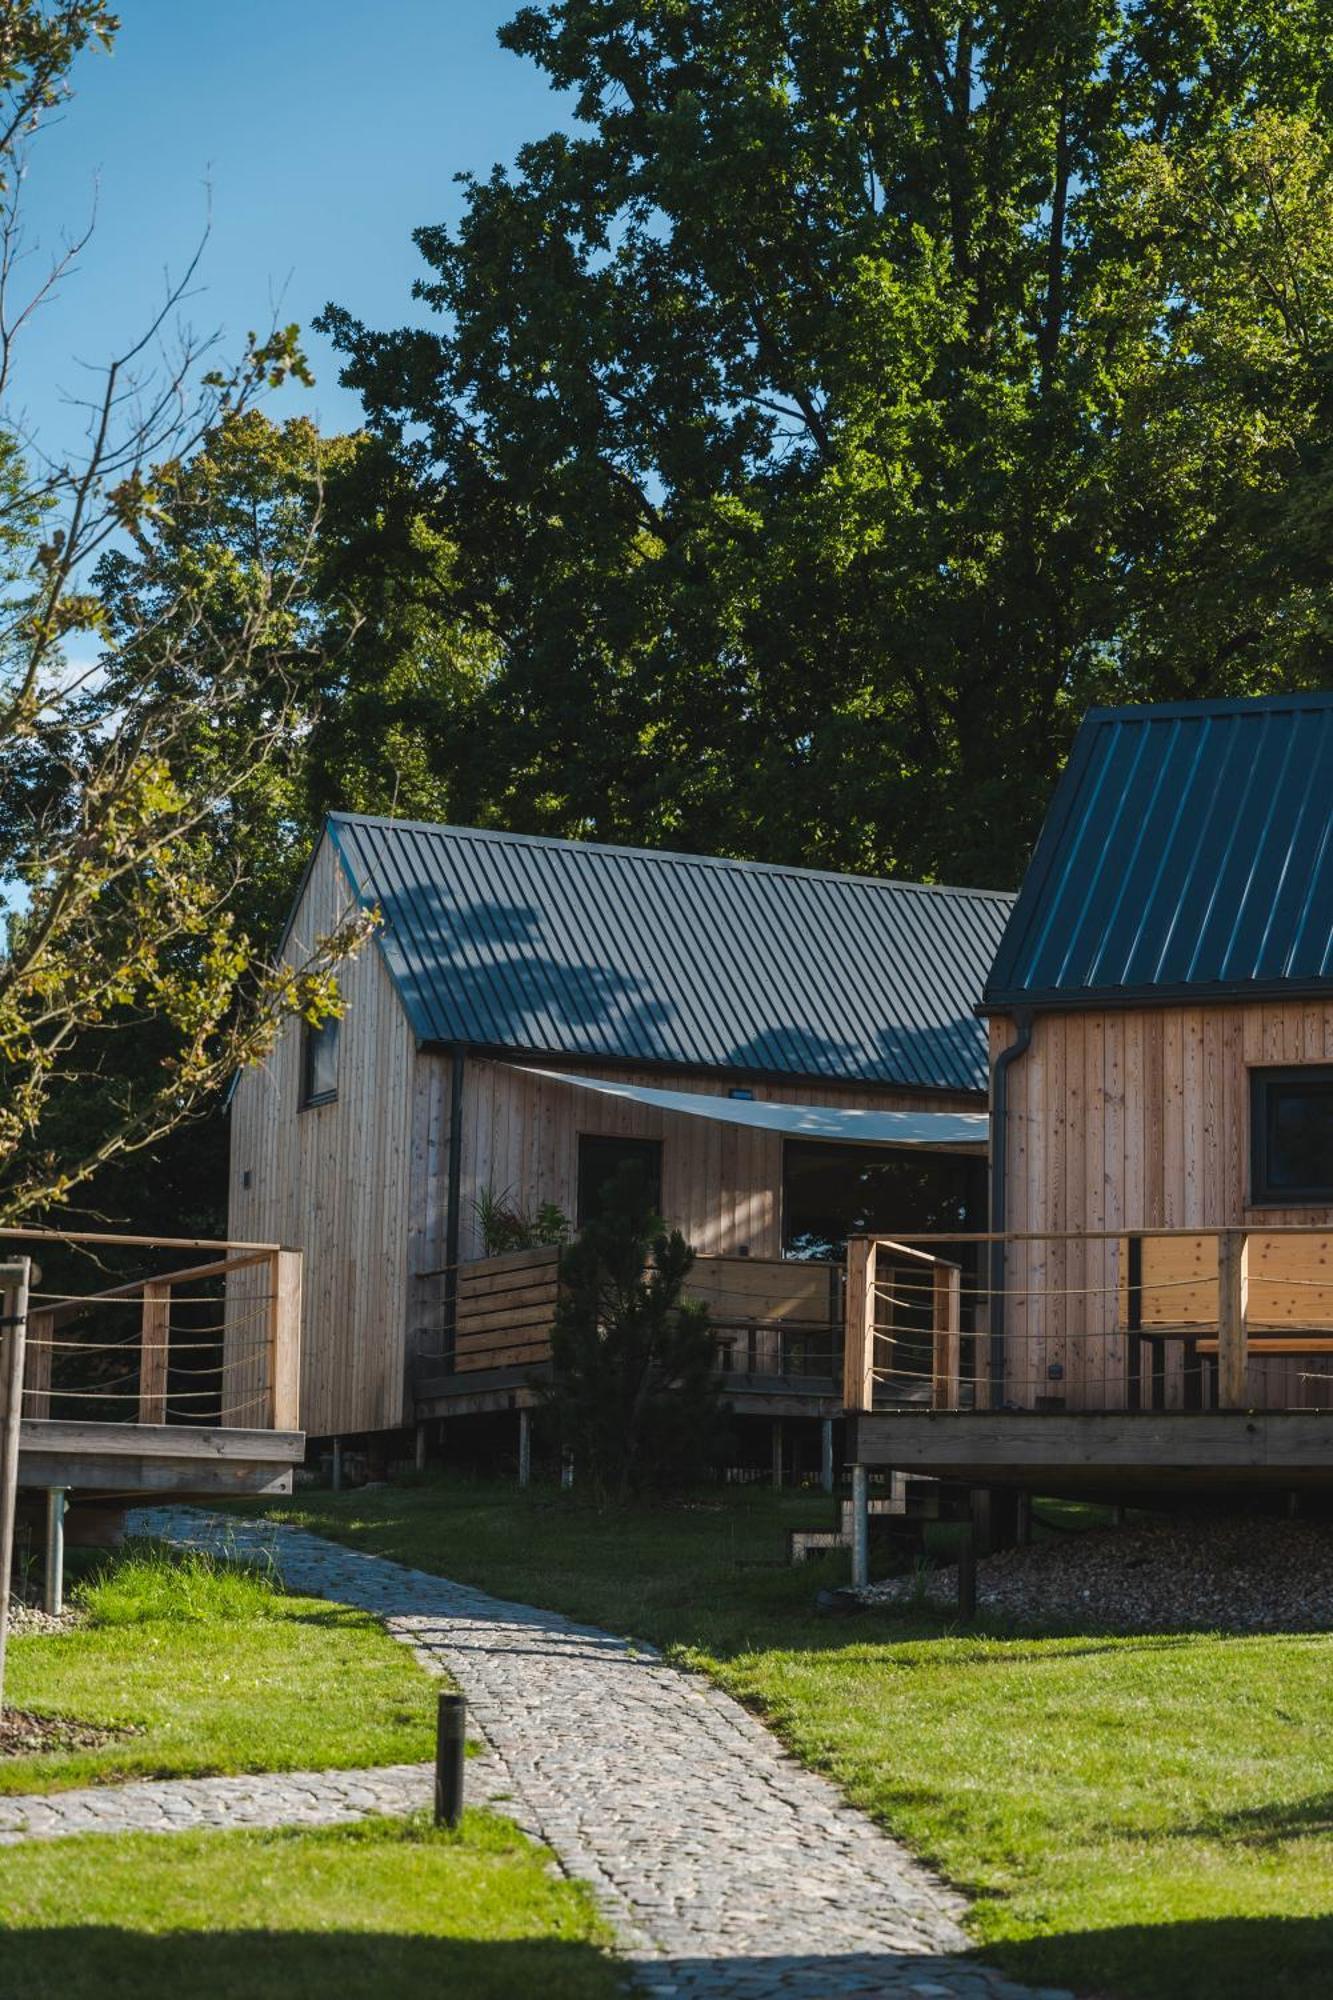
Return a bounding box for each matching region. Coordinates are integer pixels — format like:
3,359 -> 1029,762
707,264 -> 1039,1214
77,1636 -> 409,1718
475,1182 -> 571,1255
75,1539 -> 279,1627
323,2 -> 1333,887
545,1164 -> 720,1496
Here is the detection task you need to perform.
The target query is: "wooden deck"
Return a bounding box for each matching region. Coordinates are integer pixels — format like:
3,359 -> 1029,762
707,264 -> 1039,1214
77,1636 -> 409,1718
2,1228 -> 305,1500
842,1226 -> 1333,1494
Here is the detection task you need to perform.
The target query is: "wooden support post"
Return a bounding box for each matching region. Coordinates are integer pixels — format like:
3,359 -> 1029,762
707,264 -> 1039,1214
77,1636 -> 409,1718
23,1310 -> 52,1420
560,1447 -> 574,1490
843,1238 -> 877,1414
44,1488 -> 66,1617
957,1527 -> 977,1621
518,1408 -> 531,1489
850,1463 -> 869,1589
138,1281 -> 170,1425
932,1262 -> 962,1410
820,1416 -> 834,1494
771,1417 -> 784,1491
414,1423 -> 428,1473
1217,1230 -> 1250,1411
0,1259 -> 32,1713
331,1437 -> 343,1492
1015,1492 -> 1032,1546
267,1249 -> 303,1432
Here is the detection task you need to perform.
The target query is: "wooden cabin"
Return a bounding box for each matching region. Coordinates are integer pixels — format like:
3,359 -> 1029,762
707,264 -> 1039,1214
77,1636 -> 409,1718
227,814 -> 1007,1473
847,692 -> 1333,1500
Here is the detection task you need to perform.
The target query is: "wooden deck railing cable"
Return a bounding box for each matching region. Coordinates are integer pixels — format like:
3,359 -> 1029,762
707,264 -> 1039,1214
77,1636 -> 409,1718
845,1226 -> 1333,1417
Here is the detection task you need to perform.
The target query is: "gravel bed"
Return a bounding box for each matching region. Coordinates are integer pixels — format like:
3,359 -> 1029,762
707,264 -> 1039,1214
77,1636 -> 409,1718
858,1515 -> 1333,1633
5,1601 -> 81,1638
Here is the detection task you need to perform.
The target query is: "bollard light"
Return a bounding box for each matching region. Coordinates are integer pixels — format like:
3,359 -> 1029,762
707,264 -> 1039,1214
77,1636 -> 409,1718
435,1689 -> 467,1828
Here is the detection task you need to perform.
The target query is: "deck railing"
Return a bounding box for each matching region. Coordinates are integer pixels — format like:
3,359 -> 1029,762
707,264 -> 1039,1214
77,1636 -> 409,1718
422,1247 -> 843,1390
0,1228 -> 302,1434
843,1227 -> 1333,1416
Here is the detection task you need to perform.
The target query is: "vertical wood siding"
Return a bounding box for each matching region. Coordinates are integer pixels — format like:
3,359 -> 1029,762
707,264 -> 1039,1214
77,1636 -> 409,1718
228,834 -> 417,1438
992,1002 -> 1333,1410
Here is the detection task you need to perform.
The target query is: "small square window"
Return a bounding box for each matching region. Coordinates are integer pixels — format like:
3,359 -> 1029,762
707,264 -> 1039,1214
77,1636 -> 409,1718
300,1015 -> 339,1108
1250,1066 -> 1333,1205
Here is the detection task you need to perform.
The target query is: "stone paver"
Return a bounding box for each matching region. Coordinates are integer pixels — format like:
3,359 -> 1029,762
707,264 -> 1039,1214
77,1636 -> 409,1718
0,1761 -> 448,1845
125,1505 -> 1065,2000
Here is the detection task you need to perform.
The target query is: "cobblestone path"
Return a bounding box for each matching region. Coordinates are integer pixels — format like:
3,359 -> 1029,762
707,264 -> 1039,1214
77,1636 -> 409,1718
121,1506 -> 1063,2000
1,1760 -> 456,1845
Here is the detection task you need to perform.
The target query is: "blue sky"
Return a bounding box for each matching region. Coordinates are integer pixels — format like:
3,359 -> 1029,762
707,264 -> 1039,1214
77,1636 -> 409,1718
19,1 -> 573,456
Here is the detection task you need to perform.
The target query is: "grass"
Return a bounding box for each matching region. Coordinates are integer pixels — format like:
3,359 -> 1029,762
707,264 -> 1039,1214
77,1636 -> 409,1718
0,1811 -> 620,2000
245,1476 -> 1333,2000
1,1539 -> 437,1794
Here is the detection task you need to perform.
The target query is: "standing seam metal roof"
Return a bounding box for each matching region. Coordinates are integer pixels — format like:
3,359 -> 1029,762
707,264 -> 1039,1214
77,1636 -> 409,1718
984,693 -> 1333,1008
325,814 -> 1011,1095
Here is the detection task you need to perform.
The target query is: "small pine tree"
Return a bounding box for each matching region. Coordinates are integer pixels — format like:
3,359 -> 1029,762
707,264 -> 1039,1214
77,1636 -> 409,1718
545,1162 -> 720,1498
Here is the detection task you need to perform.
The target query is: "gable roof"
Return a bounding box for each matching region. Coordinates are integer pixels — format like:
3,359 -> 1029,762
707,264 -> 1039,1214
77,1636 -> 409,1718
325,814 -> 1011,1095
985,693 -> 1333,1010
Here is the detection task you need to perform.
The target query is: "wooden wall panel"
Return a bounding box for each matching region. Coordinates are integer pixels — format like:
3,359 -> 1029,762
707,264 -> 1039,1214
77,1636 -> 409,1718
433,1059 -> 980,1269
227,834 -> 417,1438
992,1001 -> 1333,1411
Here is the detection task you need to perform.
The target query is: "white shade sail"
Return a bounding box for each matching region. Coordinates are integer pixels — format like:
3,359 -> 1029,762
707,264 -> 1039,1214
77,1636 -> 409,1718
509,1066 -> 989,1152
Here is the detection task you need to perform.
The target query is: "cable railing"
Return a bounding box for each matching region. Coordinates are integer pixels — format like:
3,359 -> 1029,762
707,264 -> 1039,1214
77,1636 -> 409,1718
844,1227 -> 1333,1416
5,1231 -> 302,1435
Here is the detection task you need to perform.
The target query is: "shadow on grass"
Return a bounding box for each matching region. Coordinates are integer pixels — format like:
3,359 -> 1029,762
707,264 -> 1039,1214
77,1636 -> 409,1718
1175,1790 -> 1333,1846
9,1922 -> 1333,2000
994,1914 -> 1333,2000
0,1929 -> 619,2000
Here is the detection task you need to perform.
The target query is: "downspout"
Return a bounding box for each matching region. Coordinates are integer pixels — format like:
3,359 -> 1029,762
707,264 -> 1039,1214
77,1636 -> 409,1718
443,1044 -> 467,1372
988,1008 -> 1033,1405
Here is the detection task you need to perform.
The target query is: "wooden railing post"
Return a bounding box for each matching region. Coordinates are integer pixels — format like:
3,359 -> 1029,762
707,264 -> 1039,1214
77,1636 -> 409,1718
843,1237 -> 877,1413
932,1261 -> 962,1410
0,1258 -> 31,1713
1217,1229 -> 1249,1410
268,1249 -> 303,1431
138,1281 -> 170,1425
24,1307 -> 52,1419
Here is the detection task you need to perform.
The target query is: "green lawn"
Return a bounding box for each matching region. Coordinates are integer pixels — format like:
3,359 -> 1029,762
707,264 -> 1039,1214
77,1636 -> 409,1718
248,1477 -> 1333,2000
2,1540 -> 437,1794
0,1811 -> 619,2000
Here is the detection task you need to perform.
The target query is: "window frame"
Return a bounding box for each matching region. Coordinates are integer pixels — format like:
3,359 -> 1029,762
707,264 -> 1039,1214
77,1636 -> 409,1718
299,1014 -> 340,1110
575,1132 -> 663,1227
1248,1063 -> 1333,1207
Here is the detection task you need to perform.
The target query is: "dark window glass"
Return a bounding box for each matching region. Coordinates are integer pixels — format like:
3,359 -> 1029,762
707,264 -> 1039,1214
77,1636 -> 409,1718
577,1135 -> 662,1225
782,1141 -> 986,1262
300,1016 -> 339,1107
1251,1067 -> 1333,1203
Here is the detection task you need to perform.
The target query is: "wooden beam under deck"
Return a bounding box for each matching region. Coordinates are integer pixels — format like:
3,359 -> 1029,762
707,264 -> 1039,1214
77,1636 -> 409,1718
849,1410 -> 1333,1494
18,1418 -> 304,1498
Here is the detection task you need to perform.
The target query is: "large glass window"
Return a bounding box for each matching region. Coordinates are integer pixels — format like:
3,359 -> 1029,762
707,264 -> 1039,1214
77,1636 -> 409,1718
782,1141 -> 986,1261
577,1135 -> 663,1225
1251,1067 -> 1333,1204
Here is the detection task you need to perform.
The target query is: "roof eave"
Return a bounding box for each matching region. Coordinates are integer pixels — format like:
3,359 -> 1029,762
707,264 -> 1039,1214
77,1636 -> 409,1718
981,975 -> 1333,1015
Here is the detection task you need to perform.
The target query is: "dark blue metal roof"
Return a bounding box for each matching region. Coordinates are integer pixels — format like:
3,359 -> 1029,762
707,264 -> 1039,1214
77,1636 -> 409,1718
985,693 -> 1333,1009
326,815 -> 1011,1095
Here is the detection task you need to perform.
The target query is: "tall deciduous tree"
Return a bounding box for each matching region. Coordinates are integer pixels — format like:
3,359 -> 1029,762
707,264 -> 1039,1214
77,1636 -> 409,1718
0,4 -> 372,1226
324,1 -> 1333,886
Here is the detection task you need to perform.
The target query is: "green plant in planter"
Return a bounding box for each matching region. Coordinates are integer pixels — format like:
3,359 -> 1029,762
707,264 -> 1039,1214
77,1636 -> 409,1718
475,1184 -> 571,1257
